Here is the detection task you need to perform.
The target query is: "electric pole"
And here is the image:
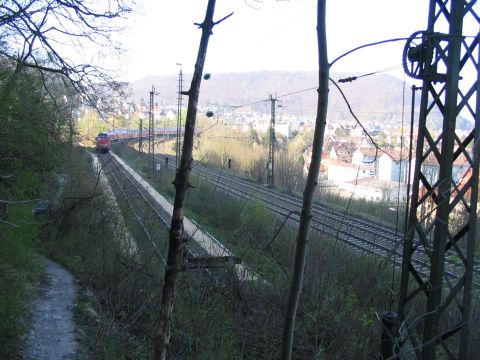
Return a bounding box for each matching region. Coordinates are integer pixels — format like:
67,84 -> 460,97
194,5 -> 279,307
393,1 -> 479,359
267,94 -> 277,187
148,85 -> 155,173
138,113 -> 143,154
176,63 -> 183,171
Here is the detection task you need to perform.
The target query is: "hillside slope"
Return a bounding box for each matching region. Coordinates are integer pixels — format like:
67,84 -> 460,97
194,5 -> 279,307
132,71 -> 469,129
132,71 -> 408,120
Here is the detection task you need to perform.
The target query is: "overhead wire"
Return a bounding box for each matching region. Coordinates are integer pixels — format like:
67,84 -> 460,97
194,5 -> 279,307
329,37 -> 410,69
329,77 -> 407,164
204,65 -> 413,170
338,64 -> 403,83
229,97 -> 271,109
214,1 -> 316,74
229,86 -> 319,110
277,86 -> 318,99
330,32 -> 478,71
77,65 -> 409,169
255,4 -> 316,45
228,63 -> 407,109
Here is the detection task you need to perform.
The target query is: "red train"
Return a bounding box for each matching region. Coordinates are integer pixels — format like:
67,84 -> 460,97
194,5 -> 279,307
105,128 -> 183,142
93,127 -> 195,152
95,132 -> 111,153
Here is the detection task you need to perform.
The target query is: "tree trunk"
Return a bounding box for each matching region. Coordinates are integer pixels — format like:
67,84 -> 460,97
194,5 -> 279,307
280,1 -> 329,359
154,1 -> 224,359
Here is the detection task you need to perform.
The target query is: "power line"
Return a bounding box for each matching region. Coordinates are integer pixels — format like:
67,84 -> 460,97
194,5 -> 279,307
229,63 -> 406,110
338,65 -> 403,83
229,86 -> 318,109
230,97 -> 270,109
277,86 -> 318,99
255,4 -> 316,45
330,37 -> 410,68
329,77 -> 405,164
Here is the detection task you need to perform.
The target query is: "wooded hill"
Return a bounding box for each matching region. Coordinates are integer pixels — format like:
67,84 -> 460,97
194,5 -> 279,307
132,71 -> 417,126
133,71 -> 474,130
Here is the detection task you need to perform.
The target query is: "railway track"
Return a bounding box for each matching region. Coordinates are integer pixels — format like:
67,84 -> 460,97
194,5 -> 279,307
98,153 -> 256,281
98,153 -> 208,265
155,153 -> 479,282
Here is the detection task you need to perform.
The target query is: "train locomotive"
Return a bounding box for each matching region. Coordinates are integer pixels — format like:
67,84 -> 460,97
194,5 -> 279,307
92,127 -> 192,153
95,132 -> 110,153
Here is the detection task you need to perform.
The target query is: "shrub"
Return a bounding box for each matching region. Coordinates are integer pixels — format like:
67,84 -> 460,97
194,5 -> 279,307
0,205 -> 42,357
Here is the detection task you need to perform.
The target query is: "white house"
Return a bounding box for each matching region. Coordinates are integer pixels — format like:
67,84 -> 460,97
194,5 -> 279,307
329,141 -> 357,163
378,153 -> 408,183
352,148 -> 377,165
352,147 -> 378,176
421,158 -> 470,184
327,163 -> 375,184
338,178 -> 408,202
252,121 -> 292,138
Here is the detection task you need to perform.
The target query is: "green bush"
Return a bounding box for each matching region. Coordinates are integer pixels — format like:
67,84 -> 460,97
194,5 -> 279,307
114,143 -> 394,358
0,206 -> 42,357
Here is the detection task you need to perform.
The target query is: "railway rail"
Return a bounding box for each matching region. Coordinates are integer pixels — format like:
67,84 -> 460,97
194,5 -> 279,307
98,153 -> 253,280
155,152 -> 479,283
98,153 -> 208,266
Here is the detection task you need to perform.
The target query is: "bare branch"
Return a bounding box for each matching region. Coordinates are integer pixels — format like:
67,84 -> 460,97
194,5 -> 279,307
214,11 -> 234,26
0,0 -> 133,101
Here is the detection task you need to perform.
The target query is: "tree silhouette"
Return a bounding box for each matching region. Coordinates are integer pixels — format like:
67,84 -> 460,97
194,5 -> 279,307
281,1 -> 329,359
154,1 -> 233,359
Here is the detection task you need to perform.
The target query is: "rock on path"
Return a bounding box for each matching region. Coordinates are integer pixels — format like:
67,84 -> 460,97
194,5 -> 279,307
24,257 -> 77,360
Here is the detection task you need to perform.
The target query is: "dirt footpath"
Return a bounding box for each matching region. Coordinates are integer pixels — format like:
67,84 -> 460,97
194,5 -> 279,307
24,257 -> 77,360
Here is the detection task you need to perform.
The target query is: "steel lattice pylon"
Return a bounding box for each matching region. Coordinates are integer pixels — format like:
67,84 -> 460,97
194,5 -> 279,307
397,0 -> 479,359
149,86 -> 155,172
267,94 -> 277,188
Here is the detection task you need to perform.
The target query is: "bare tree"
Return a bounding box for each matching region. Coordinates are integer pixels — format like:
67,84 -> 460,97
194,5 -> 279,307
281,1 -> 329,359
154,1 -> 232,359
275,150 -> 304,193
0,0 -> 132,103
0,0 -> 132,189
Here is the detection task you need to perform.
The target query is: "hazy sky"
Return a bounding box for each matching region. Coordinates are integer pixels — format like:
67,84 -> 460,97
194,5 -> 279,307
116,0 -> 432,82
